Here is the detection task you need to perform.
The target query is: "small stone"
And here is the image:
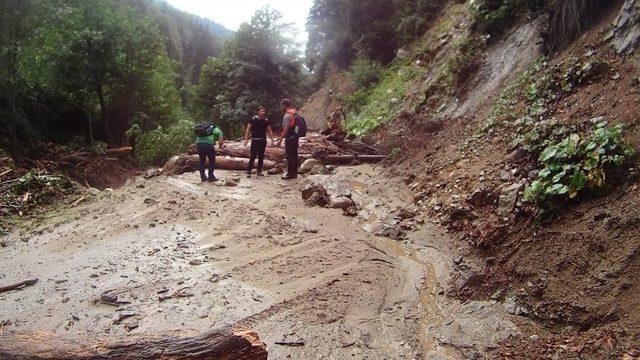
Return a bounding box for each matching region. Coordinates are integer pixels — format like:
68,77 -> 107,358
144,198 -> 158,206
396,48 -> 410,59
223,178 -> 238,187
499,170 -> 511,182
124,320 -> 139,331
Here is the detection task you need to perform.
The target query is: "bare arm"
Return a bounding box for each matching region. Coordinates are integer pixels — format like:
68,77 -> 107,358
244,123 -> 252,146
267,125 -> 275,145
277,116 -> 290,147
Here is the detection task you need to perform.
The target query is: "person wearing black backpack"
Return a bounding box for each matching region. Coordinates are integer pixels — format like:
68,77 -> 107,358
276,98 -> 307,180
194,122 -> 224,182
243,106 -> 275,178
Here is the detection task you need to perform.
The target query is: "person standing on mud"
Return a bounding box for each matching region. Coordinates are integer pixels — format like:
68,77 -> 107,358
277,98 -> 299,180
195,122 -> 224,182
244,105 -> 275,178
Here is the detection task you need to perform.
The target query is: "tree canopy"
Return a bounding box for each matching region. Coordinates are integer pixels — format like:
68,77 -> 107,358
0,1 -> 309,164
305,0 -> 446,83
196,7 -> 310,137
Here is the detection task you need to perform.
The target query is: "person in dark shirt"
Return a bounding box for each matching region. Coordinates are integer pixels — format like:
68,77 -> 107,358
244,106 -> 274,177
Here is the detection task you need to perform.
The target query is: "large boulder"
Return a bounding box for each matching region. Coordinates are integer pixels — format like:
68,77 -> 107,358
300,175 -> 357,214
299,158 -> 321,173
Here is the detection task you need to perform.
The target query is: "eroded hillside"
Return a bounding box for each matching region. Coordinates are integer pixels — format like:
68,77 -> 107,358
301,0 -> 640,357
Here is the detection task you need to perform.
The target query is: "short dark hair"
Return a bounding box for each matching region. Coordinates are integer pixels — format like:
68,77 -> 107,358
257,105 -> 266,112
281,98 -> 293,108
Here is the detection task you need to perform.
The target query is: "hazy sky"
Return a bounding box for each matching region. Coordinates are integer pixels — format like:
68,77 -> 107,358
165,0 -> 314,48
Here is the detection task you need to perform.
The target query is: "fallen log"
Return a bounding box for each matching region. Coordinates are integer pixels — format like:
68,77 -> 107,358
104,147 -> 132,157
0,326 -> 267,359
321,155 -> 388,165
164,155 -> 275,175
219,143 -> 286,162
59,154 -> 91,164
0,278 -> 38,294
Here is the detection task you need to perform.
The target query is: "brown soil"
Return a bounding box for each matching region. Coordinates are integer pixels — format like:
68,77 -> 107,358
300,73 -> 356,130
374,3 -> 640,359
0,165 -> 526,359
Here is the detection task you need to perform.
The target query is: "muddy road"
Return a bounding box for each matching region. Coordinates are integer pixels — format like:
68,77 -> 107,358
0,166 -> 518,359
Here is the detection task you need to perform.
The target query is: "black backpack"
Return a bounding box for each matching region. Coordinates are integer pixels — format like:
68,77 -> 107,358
293,114 -> 307,137
194,122 -> 214,137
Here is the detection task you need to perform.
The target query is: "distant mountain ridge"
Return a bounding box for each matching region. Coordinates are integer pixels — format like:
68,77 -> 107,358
133,0 -> 234,84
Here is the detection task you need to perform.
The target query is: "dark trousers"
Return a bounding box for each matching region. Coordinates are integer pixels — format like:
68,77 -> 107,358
248,138 -> 267,174
197,143 -> 216,181
285,137 -> 299,177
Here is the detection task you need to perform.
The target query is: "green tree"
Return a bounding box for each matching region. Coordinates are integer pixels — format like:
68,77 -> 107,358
197,7 -> 309,137
24,0 -> 184,146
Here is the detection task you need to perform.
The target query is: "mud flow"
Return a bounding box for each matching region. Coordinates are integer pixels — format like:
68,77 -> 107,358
0,166 -> 518,359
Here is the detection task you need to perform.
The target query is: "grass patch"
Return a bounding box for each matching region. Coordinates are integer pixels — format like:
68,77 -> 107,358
345,63 -> 424,136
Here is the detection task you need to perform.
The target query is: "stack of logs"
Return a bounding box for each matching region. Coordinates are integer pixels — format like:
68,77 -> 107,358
163,133 -> 387,175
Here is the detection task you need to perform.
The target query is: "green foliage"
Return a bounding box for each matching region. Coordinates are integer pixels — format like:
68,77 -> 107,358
306,0 -> 447,83
524,121 -> 635,205
134,115 -> 194,165
478,55 -> 611,137
350,59 -> 384,89
13,173 -> 71,195
476,58 -> 543,135
438,36 -> 483,91
345,64 -> 423,136
91,141 -> 108,155
469,0 -> 544,35
418,35 -> 486,114
196,7 -> 309,136
1,0 -> 188,152
138,0 -> 231,86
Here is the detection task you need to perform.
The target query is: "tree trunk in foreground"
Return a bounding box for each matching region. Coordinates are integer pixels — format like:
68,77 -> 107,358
0,326 -> 267,360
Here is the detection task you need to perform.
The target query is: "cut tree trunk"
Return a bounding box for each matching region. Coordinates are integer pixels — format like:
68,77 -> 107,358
219,143 -> 286,162
0,326 -> 267,360
104,147 -> 132,157
164,155 -> 275,175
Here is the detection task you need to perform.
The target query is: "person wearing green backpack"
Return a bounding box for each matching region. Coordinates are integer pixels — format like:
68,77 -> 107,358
194,122 -> 224,182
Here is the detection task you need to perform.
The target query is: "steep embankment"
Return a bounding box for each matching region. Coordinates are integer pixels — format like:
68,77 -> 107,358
303,0 -> 640,358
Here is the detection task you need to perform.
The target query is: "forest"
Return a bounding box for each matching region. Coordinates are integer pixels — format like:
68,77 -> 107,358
0,0 -> 306,164
1,0 -> 478,165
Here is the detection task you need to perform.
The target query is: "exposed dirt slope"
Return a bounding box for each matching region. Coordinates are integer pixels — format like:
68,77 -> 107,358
366,1 -> 640,358
300,73 -> 355,130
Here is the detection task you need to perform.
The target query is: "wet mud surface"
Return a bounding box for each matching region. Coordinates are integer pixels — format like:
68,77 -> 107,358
0,166 -> 518,359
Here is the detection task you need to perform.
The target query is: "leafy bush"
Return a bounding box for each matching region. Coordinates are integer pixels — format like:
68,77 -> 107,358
439,36 -> 483,90
477,55 -> 611,137
469,0 -> 544,35
134,116 -> 194,165
350,59 -> 384,89
90,141 -> 108,155
345,64 -> 423,136
524,121 -> 635,205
